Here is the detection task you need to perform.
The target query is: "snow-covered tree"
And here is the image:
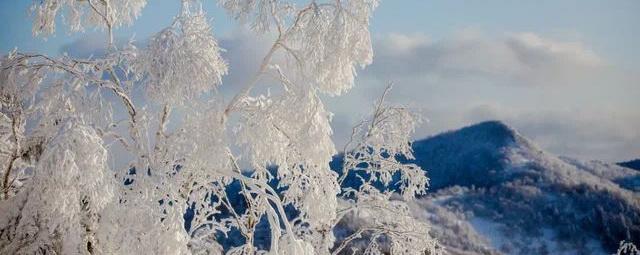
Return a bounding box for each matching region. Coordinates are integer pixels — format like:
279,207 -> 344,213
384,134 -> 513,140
0,0 -> 440,254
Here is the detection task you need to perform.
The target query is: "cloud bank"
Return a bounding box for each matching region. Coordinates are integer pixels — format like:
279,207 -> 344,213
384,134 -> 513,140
368,30 -> 603,87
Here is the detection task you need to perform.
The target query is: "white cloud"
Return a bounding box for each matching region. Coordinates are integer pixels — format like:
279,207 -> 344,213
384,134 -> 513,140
59,35 -> 121,58
507,32 -> 601,67
368,30 -> 603,87
383,33 -> 431,54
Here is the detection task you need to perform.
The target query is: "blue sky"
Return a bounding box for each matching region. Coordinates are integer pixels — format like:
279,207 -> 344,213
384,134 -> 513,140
3,1 -> 639,65
1,1 -> 639,161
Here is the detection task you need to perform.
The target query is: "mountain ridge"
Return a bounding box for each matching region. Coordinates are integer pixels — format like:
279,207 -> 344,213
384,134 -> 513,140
410,120 -> 538,190
403,120 -> 640,254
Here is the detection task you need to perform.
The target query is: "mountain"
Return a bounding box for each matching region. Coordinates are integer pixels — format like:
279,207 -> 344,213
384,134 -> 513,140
404,121 -> 640,254
619,159 -> 640,171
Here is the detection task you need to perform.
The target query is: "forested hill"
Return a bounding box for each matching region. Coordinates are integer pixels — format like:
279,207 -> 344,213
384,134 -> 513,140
398,120 -> 640,254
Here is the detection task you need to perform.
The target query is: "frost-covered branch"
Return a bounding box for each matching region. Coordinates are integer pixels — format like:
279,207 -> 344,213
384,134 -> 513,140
331,85 -> 439,254
0,0 -> 440,254
1,113 -> 20,199
4,52 -> 137,123
617,241 -> 640,255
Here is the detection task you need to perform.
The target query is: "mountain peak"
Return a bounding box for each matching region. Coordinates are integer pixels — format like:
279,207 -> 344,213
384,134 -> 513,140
467,120 -> 511,130
415,120 -> 523,151
453,120 -> 519,146
411,120 -> 529,190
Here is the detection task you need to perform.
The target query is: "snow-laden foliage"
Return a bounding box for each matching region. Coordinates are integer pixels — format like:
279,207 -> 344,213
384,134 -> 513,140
0,122 -> 112,254
331,84 -> 439,254
218,0 -> 291,33
341,85 -> 428,200
0,51 -> 44,200
1,0 -> 439,254
235,86 -> 341,236
221,0 -> 377,96
136,2 -> 228,105
31,0 -> 147,37
334,186 -> 438,255
284,0 -> 378,96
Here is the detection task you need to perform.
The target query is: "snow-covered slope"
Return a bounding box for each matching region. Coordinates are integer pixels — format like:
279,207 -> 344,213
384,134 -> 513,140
406,121 -> 640,254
